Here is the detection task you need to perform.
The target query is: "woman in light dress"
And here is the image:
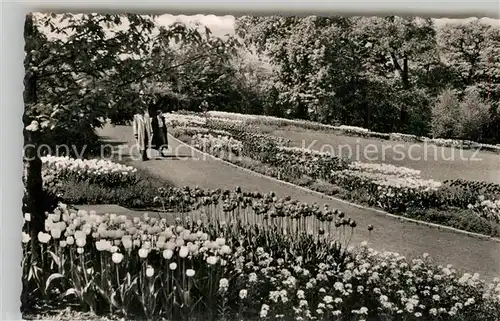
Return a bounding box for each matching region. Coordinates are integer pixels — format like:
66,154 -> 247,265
133,110 -> 153,161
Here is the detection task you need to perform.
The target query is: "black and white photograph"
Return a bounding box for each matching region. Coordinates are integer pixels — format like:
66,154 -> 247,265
20,11 -> 500,321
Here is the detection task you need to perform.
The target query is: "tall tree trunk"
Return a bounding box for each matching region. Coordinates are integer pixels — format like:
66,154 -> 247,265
401,57 -> 409,89
23,14 -> 44,236
22,13 -> 45,312
391,53 -> 410,131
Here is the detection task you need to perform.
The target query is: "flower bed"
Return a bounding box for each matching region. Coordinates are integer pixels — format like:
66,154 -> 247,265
347,162 -> 423,179
170,126 -> 233,138
22,196 -> 500,321
40,157 -> 173,209
274,146 -> 349,181
41,156 -> 138,187
191,133 -> 244,157
175,110 -> 500,153
164,113 -> 207,127
171,123 -> 500,236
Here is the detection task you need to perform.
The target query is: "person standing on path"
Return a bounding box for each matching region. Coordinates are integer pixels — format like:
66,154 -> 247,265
133,109 -> 153,161
151,106 -> 169,157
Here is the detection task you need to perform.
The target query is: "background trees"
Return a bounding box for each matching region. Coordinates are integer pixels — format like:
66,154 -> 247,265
234,16 -> 499,142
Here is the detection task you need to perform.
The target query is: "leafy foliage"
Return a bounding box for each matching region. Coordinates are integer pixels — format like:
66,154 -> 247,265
234,16 -> 500,142
431,88 -> 462,138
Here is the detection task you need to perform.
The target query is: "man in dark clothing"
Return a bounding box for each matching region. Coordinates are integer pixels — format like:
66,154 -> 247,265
150,106 -> 169,157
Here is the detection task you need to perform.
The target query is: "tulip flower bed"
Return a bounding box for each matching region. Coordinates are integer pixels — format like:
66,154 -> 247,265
22,186 -> 500,321
41,156 -> 139,187
203,111 -> 500,153
39,156 -> 174,209
191,133 -> 244,157
169,120 -> 500,236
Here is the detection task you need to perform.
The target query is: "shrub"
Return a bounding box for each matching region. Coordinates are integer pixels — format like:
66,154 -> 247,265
407,207 -> 500,237
459,87 -> 491,142
431,88 -> 462,139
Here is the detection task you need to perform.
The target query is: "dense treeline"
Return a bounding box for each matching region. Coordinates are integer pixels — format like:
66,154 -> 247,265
28,14 -> 500,148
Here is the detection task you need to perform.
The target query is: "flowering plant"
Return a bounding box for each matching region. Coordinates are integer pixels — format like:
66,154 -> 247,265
191,133 -> 244,157
22,197 -> 500,321
41,156 -> 138,187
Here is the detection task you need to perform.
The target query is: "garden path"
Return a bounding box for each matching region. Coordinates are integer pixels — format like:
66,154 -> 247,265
97,123 -> 500,281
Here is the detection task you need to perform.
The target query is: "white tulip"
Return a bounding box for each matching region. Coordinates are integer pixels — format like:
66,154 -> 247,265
179,246 -> 189,258
146,266 -> 154,277
22,232 -> 30,244
38,232 -> 51,243
163,249 -> 174,260
138,248 -> 148,258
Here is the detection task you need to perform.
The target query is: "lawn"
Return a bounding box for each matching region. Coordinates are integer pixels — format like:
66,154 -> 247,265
269,128 -> 500,184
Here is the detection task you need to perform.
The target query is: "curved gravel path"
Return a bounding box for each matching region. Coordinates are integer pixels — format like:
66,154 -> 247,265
98,124 -> 500,281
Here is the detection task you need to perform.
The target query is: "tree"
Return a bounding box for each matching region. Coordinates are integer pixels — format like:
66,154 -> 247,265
236,16 -> 358,121
23,12 -> 235,238
438,20 -> 500,92
438,20 -> 500,142
430,88 -> 462,138
235,16 -> 300,54
24,13 -> 151,242
459,87 -> 491,141
224,48 -> 275,115
349,16 -> 437,131
170,32 -> 240,111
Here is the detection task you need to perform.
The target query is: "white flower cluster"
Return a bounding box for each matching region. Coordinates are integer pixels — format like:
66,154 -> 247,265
191,133 -> 243,156
348,161 -> 422,178
42,155 -> 137,175
163,113 -> 207,127
336,168 -> 442,191
278,146 -> 335,157
337,125 -> 370,134
468,198 -> 500,223
41,155 -> 138,185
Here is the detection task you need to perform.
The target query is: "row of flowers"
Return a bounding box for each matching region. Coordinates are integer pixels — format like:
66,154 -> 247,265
151,186 -> 362,239
23,202 -> 500,321
40,155 -> 139,187
164,113 -> 207,127
191,133 -> 244,157
167,110 -> 500,153
347,161 -> 422,178
187,120 -> 452,195
273,146 -> 350,181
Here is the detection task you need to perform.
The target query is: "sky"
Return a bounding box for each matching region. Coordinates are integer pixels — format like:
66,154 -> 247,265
35,13 -> 499,41
155,14 -> 500,37
156,14 -> 236,38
